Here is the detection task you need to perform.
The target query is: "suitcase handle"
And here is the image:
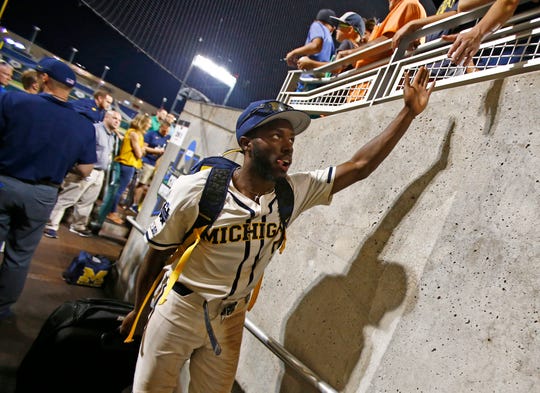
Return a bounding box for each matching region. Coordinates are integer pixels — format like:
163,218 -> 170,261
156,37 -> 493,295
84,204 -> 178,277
101,329 -> 140,350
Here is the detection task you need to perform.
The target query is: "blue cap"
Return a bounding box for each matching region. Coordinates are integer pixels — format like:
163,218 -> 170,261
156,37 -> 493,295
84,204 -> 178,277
330,12 -> 366,36
35,57 -> 76,87
235,100 -> 311,144
316,9 -> 337,26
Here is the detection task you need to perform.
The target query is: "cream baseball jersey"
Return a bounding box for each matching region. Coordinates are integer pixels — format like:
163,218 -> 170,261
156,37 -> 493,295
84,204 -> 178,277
146,166 -> 335,302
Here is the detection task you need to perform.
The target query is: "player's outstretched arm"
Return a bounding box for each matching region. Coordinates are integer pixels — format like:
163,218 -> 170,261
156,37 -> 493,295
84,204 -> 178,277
332,66 -> 434,194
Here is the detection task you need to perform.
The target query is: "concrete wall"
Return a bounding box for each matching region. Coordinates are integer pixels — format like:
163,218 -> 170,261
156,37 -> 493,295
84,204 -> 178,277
236,71 -> 539,392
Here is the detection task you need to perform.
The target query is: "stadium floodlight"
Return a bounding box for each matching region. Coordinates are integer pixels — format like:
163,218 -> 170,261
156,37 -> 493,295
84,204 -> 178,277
192,54 -> 236,88
171,53 -> 237,111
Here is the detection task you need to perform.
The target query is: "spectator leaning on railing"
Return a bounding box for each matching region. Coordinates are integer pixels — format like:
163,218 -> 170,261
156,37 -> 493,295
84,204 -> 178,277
443,0 -> 522,66
285,8 -> 337,69
391,0 -> 460,52
296,12 -> 366,71
338,0 -> 426,104
363,17 -> 378,43
336,0 -> 426,69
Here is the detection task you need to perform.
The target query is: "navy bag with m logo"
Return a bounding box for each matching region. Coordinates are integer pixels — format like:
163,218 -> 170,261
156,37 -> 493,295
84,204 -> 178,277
62,250 -> 113,288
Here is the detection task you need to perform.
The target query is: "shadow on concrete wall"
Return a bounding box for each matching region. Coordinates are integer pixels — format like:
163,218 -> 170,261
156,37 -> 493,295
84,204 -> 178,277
482,79 -> 504,136
279,121 -> 456,392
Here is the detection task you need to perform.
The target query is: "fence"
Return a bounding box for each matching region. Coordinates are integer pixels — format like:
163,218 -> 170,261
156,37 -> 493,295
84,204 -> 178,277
277,0 -> 540,116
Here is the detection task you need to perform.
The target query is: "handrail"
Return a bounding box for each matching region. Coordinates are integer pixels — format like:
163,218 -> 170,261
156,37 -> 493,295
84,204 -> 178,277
278,0 -> 540,115
244,318 -> 339,393
309,40 -> 393,76
125,215 -> 339,393
297,1 -> 497,80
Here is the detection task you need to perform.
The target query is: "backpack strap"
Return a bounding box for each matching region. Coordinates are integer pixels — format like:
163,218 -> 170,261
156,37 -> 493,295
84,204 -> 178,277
275,177 -> 294,227
274,177 -> 294,252
156,166 -> 236,306
124,246 -> 181,343
127,163 -> 295,341
247,177 -> 294,311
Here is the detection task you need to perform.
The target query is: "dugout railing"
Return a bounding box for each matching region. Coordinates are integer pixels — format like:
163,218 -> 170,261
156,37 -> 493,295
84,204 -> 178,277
277,0 -> 540,116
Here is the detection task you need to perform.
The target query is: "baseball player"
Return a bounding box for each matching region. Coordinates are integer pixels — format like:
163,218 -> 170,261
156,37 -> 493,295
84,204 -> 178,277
120,67 -> 435,392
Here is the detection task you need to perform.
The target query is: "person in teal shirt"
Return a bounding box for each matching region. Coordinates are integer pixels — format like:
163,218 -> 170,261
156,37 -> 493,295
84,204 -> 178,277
150,108 -> 168,132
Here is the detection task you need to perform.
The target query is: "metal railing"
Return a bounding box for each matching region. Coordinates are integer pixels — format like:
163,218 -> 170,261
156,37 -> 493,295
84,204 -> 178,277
125,215 -> 339,393
277,0 -> 540,116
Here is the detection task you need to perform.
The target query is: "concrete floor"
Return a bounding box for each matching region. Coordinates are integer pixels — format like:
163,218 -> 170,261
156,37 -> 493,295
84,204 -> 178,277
0,223 -> 125,393
0,211 -> 245,393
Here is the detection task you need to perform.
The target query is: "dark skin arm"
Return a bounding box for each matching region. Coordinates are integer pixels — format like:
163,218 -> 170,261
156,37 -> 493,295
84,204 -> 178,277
119,247 -> 172,336
332,66 -> 435,194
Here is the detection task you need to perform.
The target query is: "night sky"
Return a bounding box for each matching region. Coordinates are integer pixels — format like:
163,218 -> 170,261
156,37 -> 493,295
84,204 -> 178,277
2,0 -> 440,111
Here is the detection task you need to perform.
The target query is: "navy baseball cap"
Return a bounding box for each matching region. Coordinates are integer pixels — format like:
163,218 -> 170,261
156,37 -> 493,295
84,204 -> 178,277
236,100 -> 311,144
35,57 -> 76,87
316,9 -> 337,26
330,12 -> 366,36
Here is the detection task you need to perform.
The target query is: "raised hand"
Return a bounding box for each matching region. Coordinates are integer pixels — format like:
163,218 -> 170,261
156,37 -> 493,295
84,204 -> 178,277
443,28 -> 482,66
403,66 -> 435,117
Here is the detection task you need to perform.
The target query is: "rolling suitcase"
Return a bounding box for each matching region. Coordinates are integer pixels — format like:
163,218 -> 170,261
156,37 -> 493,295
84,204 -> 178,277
16,298 -> 141,393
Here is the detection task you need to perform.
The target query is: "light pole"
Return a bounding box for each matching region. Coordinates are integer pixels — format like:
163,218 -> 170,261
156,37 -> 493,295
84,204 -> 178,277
68,47 -> 78,64
131,82 -> 141,104
98,65 -> 110,87
161,97 -> 167,109
26,25 -> 41,55
171,62 -> 195,114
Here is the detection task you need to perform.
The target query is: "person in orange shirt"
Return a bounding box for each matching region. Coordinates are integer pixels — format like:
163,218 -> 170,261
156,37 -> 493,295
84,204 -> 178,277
339,0 -> 427,103
337,0 -> 427,69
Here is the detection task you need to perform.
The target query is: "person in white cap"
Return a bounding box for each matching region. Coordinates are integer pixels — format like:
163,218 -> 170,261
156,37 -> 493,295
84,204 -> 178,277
297,11 -> 366,71
120,66 -> 435,393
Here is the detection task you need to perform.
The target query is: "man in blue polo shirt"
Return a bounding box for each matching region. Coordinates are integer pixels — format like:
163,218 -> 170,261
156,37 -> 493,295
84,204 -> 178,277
44,110 -> 122,238
0,57 -> 96,320
72,88 -> 114,123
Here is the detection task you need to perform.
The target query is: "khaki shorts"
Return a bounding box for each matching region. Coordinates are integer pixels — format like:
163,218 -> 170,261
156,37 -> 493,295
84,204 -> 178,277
138,163 -> 155,185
